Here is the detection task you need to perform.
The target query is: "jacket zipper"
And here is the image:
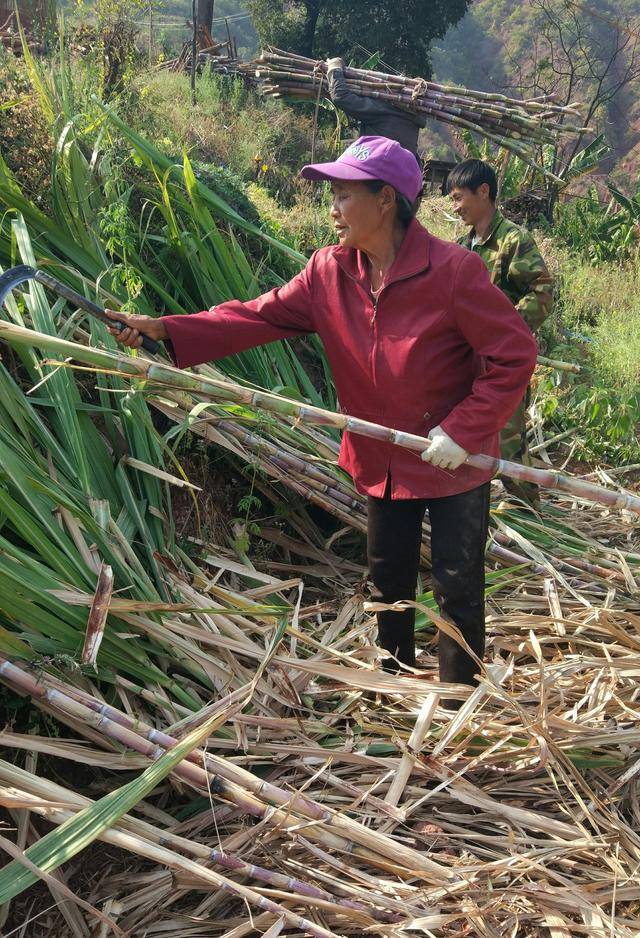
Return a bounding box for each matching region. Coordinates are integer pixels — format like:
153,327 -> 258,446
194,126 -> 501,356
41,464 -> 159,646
369,271 -> 419,399
369,293 -> 379,394
332,260 -> 421,391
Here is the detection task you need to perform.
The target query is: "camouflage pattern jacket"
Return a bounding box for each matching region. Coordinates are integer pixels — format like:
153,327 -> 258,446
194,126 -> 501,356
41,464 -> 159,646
458,210 -> 553,333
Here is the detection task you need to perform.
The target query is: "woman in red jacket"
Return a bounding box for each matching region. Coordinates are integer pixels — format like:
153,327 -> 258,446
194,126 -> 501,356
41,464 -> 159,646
107,136 -> 537,701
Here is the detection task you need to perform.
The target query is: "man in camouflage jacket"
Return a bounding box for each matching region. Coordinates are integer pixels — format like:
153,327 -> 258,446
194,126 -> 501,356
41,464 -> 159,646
448,159 -> 554,507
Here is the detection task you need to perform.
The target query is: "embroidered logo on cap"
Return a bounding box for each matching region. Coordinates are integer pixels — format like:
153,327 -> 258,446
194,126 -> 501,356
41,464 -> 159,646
345,143 -> 371,161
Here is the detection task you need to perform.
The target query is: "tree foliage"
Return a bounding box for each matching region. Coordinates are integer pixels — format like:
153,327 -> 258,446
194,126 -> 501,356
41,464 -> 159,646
247,0 -> 471,76
71,0 -> 146,93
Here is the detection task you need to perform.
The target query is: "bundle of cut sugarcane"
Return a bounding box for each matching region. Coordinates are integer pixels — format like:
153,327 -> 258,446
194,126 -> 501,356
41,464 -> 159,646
253,48 -> 589,183
158,48 -> 243,75
158,27 -> 243,76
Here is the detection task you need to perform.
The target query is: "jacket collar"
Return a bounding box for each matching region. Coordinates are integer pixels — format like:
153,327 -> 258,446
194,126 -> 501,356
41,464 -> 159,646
331,217 -> 431,289
468,208 -> 505,248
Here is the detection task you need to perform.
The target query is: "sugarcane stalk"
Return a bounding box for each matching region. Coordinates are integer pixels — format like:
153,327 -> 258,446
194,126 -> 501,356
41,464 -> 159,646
0,657 -> 457,881
492,532 -> 627,584
154,386 -> 371,530
0,786 -> 343,938
263,85 -> 568,178
0,320 -> 637,514
266,74 -> 559,140
323,79 -> 563,137
8,790 -> 411,931
2,315 -> 637,585
488,539 -> 549,576
0,762 -> 403,926
153,383 -> 634,591
151,395 -> 578,577
537,355 -> 581,373
344,81 -> 583,135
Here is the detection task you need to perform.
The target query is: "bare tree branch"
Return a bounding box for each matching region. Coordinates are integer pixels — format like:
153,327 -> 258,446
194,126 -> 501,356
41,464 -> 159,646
508,0 -> 640,201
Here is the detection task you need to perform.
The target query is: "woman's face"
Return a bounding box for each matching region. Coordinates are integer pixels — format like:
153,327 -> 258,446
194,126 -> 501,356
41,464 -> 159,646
329,180 -> 394,249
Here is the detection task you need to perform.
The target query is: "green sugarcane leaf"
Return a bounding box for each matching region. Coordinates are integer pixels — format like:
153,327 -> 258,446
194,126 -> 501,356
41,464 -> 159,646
96,100 -> 305,263
0,624 -> 32,658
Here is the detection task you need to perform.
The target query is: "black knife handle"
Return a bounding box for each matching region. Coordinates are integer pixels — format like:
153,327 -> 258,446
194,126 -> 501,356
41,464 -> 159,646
34,271 -> 161,355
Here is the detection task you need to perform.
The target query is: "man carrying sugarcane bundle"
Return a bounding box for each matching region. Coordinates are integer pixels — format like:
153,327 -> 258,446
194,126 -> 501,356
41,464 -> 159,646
448,159 -> 554,508
325,57 -> 426,159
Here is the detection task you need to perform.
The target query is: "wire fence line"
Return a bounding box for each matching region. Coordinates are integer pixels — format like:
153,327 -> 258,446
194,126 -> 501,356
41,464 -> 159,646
137,11 -> 252,29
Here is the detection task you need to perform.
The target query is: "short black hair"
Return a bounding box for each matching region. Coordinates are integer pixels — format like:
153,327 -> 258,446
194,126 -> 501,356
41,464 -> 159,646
447,159 -> 498,202
362,179 -> 421,227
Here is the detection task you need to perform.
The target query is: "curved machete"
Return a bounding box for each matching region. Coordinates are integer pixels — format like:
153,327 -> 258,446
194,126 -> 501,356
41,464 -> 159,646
0,264 -> 160,355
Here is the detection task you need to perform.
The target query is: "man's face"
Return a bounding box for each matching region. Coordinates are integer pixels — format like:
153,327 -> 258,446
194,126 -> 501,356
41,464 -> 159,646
449,183 -> 491,229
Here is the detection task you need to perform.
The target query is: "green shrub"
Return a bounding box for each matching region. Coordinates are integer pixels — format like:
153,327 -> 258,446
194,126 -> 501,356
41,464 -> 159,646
193,163 -> 261,224
538,371 -> 640,464
248,182 -> 335,254
539,256 -> 640,463
0,53 -> 52,202
418,195 -> 460,241
557,258 -> 640,334
553,186 -> 640,265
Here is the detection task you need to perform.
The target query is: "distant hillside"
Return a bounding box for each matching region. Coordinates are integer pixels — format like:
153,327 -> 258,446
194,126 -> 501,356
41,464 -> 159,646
430,0 -> 640,181
57,1 -> 639,180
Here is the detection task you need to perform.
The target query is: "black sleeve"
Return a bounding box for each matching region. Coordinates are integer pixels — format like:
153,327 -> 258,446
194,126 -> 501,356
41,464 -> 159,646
327,67 -> 401,119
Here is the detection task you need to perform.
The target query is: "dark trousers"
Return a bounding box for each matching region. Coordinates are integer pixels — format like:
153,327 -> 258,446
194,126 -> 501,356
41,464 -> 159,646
367,482 -> 490,686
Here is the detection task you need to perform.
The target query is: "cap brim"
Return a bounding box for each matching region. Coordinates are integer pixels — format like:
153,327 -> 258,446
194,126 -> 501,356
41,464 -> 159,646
300,161 -> 378,184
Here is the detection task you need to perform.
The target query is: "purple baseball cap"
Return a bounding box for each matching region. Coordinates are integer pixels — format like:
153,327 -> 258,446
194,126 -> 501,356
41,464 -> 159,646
301,136 -> 423,204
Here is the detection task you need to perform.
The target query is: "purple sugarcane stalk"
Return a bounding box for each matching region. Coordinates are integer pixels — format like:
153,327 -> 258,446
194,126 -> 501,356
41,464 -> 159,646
0,657 -> 454,882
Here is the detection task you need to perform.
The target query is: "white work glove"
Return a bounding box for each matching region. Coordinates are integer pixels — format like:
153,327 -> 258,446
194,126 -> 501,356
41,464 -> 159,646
326,56 -> 344,74
420,425 -> 468,470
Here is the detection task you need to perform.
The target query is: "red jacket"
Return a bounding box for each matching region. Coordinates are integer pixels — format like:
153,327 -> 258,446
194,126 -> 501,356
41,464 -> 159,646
163,219 -> 537,499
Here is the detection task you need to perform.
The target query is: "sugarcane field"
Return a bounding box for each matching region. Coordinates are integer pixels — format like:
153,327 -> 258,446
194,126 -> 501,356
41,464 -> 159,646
2,0 -> 640,935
